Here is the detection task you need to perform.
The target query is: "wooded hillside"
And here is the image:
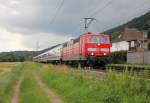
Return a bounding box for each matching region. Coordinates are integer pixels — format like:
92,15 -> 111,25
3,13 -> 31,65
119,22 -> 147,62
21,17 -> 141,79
104,11 -> 150,40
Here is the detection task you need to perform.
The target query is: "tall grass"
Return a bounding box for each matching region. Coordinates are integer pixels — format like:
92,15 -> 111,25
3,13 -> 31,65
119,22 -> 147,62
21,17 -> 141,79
37,64 -> 150,103
0,64 -> 23,103
0,62 -> 19,74
19,63 -> 49,103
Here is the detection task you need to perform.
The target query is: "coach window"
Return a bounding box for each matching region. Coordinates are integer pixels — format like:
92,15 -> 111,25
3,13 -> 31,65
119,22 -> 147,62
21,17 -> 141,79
74,37 -> 80,44
81,36 -> 84,44
63,43 -> 67,47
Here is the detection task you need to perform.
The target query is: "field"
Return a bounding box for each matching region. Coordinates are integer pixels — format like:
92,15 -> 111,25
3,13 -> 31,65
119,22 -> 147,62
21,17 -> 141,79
0,62 -> 19,74
0,62 -> 150,103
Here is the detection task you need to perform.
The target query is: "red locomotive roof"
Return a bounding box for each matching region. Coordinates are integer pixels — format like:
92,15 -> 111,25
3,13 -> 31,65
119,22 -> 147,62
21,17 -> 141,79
80,32 -> 110,36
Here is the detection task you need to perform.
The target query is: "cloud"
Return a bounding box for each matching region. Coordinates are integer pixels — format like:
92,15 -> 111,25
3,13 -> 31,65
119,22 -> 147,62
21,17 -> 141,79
0,0 -> 150,51
0,28 -> 27,52
0,27 -> 74,52
0,0 -> 150,34
20,32 -> 74,51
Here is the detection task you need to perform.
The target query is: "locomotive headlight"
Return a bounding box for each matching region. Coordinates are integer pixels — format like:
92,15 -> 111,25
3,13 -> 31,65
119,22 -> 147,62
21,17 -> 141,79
91,52 -> 94,56
88,48 -> 96,51
101,48 -> 109,52
104,53 -> 107,55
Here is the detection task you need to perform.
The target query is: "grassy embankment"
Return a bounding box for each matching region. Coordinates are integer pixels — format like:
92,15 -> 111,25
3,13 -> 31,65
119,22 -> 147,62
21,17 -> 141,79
0,62 -> 22,103
107,64 -> 150,69
1,62 -> 149,103
0,62 -> 50,103
0,62 -> 19,74
19,63 -> 49,103
37,63 -> 150,103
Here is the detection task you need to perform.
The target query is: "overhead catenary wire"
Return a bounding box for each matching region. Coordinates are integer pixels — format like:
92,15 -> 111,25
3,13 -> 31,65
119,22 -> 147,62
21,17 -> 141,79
100,1 -> 150,32
83,0 -> 106,17
103,8 -> 150,33
92,0 -> 150,33
89,0 -> 114,17
74,0 -> 114,34
63,0 -> 149,38
67,0 -> 114,37
49,0 -> 65,26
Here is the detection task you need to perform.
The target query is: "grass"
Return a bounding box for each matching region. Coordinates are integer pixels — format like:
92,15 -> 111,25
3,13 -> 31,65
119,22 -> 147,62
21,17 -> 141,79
36,64 -> 150,103
19,63 -> 49,103
0,63 -> 23,103
0,62 -> 19,74
107,64 -> 150,69
0,62 -> 150,103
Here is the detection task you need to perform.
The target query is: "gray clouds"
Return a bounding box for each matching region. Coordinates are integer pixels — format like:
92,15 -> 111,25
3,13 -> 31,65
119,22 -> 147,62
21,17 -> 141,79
0,0 -> 150,51
1,0 -> 150,34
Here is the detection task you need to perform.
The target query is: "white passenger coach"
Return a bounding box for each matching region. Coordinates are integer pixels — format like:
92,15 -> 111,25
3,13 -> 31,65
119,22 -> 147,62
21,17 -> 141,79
33,44 -> 63,63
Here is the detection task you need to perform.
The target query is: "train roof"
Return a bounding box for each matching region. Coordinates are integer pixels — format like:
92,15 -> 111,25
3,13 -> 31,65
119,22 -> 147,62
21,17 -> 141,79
80,32 -> 110,36
34,44 -> 63,58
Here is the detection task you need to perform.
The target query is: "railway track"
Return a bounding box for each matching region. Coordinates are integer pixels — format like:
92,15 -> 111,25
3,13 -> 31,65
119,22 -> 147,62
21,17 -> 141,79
52,63 -> 150,78
91,64 -> 150,78
66,64 -> 150,78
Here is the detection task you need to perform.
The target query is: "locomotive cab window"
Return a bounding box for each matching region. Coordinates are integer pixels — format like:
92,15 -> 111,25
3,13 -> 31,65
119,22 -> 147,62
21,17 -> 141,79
99,36 -> 107,43
88,36 -> 107,43
88,36 -> 93,43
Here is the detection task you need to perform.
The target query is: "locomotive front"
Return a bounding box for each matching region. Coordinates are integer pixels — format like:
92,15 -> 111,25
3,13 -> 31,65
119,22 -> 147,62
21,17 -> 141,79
81,33 -> 111,65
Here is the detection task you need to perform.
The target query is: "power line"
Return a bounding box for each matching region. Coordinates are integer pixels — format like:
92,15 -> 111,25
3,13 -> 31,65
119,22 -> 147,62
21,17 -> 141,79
66,0 -> 113,37
103,12 -> 148,33
70,0 -> 113,35
101,1 -> 150,32
49,0 -> 65,26
83,0 -> 106,17
93,0 -> 150,32
66,0 -> 149,37
89,0 -> 113,17
67,0 -> 112,37
92,19 -> 103,32
84,18 -> 96,31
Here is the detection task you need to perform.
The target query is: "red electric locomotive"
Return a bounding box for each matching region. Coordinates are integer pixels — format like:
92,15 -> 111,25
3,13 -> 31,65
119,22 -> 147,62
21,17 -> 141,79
34,32 -> 111,66
62,32 -> 111,66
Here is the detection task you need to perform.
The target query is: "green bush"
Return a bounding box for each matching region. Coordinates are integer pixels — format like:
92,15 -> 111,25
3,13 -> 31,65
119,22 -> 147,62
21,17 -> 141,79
111,51 -> 127,64
148,41 -> 150,50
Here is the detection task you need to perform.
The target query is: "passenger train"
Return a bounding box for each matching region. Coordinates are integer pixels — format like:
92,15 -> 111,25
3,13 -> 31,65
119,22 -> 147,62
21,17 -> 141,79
34,32 -> 111,66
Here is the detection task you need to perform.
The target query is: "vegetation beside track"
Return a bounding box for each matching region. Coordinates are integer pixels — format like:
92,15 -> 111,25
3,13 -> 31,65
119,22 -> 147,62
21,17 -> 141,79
37,64 -> 150,103
0,62 -> 19,74
111,51 -> 127,64
19,63 -> 49,103
0,63 -> 23,103
0,62 -> 150,103
106,64 -> 150,69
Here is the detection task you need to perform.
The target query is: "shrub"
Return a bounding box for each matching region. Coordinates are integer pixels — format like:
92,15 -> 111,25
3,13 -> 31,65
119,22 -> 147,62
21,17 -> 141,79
111,51 -> 127,64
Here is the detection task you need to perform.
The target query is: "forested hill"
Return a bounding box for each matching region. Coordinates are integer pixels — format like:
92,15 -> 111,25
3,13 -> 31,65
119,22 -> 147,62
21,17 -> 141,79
0,51 -> 39,62
0,44 -> 60,62
104,11 -> 150,40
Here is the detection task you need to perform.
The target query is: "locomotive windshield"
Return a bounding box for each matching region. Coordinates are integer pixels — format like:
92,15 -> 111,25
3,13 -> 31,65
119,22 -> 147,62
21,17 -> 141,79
88,36 -> 107,43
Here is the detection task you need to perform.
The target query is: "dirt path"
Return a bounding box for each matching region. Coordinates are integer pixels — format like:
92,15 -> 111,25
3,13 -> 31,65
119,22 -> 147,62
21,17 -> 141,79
11,77 -> 22,103
34,73 -> 64,103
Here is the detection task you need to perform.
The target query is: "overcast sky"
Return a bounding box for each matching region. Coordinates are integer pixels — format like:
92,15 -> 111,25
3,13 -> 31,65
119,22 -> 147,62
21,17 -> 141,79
0,0 -> 150,52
